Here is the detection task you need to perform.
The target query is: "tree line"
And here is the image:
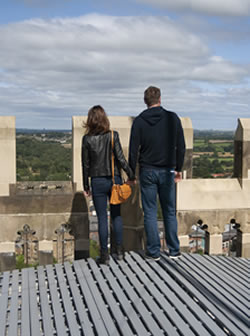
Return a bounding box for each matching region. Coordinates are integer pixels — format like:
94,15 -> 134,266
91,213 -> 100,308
16,130 -> 234,181
17,136 -> 72,181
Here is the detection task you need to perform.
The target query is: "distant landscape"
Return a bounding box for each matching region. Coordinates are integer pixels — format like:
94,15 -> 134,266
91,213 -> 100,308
16,130 -> 72,181
16,129 -> 234,181
193,130 -> 234,178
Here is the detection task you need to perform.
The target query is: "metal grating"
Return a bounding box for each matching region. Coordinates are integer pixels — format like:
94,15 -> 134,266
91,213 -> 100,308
0,252 -> 249,335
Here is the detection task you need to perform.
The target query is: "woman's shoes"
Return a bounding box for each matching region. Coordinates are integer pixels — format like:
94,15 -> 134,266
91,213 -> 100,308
96,246 -> 124,265
97,250 -> 110,265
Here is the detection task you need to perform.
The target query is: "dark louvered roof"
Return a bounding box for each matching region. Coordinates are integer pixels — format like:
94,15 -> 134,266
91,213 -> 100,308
0,252 -> 249,335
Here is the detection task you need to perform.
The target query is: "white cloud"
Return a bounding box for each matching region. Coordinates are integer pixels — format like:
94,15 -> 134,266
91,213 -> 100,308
0,14 -> 249,129
137,0 -> 250,16
17,0 -> 68,7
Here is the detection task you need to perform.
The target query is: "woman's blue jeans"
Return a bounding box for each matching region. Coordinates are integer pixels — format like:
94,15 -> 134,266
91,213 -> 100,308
140,168 -> 180,257
91,176 -> 123,251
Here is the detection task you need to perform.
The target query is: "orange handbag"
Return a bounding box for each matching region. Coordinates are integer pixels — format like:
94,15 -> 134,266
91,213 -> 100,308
110,130 -> 132,205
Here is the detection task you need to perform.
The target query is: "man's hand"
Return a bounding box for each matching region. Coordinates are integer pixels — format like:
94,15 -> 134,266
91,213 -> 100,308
174,171 -> 182,183
84,190 -> 92,197
126,179 -> 137,186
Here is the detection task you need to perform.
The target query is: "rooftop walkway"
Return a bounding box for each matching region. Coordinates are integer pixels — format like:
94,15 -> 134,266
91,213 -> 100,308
0,252 -> 249,335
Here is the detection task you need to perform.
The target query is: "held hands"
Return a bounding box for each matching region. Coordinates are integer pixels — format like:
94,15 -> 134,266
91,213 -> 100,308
126,179 -> 137,186
84,190 -> 92,197
174,171 -> 182,183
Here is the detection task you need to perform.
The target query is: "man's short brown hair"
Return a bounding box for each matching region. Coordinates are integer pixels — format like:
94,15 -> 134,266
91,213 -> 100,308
144,86 -> 161,107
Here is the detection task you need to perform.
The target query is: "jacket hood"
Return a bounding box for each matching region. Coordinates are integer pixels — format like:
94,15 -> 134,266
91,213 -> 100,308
140,106 -> 164,126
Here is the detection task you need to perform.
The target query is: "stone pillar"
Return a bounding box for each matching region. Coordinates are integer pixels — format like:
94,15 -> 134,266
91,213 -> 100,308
234,118 -> 250,182
72,116 -> 85,192
209,234 -> 223,255
38,240 -> 53,265
242,233 -> 250,258
0,116 -> 16,196
179,235 -> 189,253
177,118 -> 193,250
180,117 -> 193,179
234,119 -> 250,257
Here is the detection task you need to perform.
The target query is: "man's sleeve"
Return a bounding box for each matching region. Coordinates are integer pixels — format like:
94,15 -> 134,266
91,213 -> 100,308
176,117 -> 186,172
129,119 -> 140,176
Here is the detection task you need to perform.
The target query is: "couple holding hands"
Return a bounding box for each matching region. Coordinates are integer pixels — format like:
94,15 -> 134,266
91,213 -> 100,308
82,86 -> 186,265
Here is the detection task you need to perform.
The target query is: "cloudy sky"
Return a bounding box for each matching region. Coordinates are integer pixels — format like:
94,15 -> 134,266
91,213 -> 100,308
0,0 -> 249,130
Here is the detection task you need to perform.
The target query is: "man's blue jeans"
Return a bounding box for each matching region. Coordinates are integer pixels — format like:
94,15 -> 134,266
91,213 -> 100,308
140,168 -> 180,257
91,176 -> 123,251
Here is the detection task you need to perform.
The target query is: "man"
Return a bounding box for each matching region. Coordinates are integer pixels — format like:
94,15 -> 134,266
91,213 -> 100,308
129,86 -> 186,260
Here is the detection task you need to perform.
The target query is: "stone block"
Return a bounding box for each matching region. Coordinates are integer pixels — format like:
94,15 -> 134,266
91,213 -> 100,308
179,235 -> 189,251
209,234 -> 222,255
0,252 -> 16,272
242,233 -> 250,258
38,251 -> 53,266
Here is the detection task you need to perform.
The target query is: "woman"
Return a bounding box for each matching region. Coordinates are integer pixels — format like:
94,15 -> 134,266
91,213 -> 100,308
82,105 -> 135,265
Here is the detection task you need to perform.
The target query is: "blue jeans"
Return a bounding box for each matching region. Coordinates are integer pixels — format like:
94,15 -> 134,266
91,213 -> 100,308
140,168 -> 180,257
91,176 -> 123,251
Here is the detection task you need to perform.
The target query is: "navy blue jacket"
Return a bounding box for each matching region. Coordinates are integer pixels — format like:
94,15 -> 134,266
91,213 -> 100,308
129,106 -> 186,174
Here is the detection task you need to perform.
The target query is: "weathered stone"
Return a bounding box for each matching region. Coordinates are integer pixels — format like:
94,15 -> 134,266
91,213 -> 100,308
0,116 -> 16,196
0,253 -> 16,272
38,251 -> 53,266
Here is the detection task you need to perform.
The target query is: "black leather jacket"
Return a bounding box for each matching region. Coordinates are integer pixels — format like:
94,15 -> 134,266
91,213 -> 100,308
82,131 -> 135,191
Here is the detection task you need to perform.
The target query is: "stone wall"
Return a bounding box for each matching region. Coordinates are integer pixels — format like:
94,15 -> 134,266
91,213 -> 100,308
1,115 -> 250,272
0,181 -> 89,271
177,118 -> 250,258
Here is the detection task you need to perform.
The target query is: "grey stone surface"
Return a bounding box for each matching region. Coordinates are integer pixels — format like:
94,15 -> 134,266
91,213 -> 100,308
38,250 -> 53,266
0,252 -> 16,272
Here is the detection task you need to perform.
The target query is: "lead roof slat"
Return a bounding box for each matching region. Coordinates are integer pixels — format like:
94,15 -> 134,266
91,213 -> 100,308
21,268 -> 31,336
37,266 -> 55,336
202,255 -> 249,293
117,257 -> 174,335
101,260 -> 149,336
73,260 -> 109,336
46,264 -> 68,336
176,254 -> 248,317
0,272 -> 10,336
8,270 -> 19,336
28,268 -> 43,336
108,257 -> 166,335
126,253 -> 196,336
1,252 -> 249,336
130,251 -> 218,336
142,253 -> 227,336
77,259 -> 118,336
54,263 -> 81,336
88,258 -> 134,336
64,262 -> 95,336
161,254 -> 249,336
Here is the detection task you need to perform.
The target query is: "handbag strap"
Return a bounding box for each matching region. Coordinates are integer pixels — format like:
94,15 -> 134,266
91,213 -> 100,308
111,130 -> 115,184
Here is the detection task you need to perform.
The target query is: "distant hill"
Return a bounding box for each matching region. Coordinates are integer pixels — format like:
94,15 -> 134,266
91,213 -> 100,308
194,130 -> 234,140
16,129 -> 71,134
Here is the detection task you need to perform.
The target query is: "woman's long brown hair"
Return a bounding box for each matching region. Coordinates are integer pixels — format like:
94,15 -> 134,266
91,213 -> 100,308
84,105 -> 110,135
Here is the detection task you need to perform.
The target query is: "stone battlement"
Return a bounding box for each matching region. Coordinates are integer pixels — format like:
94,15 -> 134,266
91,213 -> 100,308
0,115 -> 250,271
